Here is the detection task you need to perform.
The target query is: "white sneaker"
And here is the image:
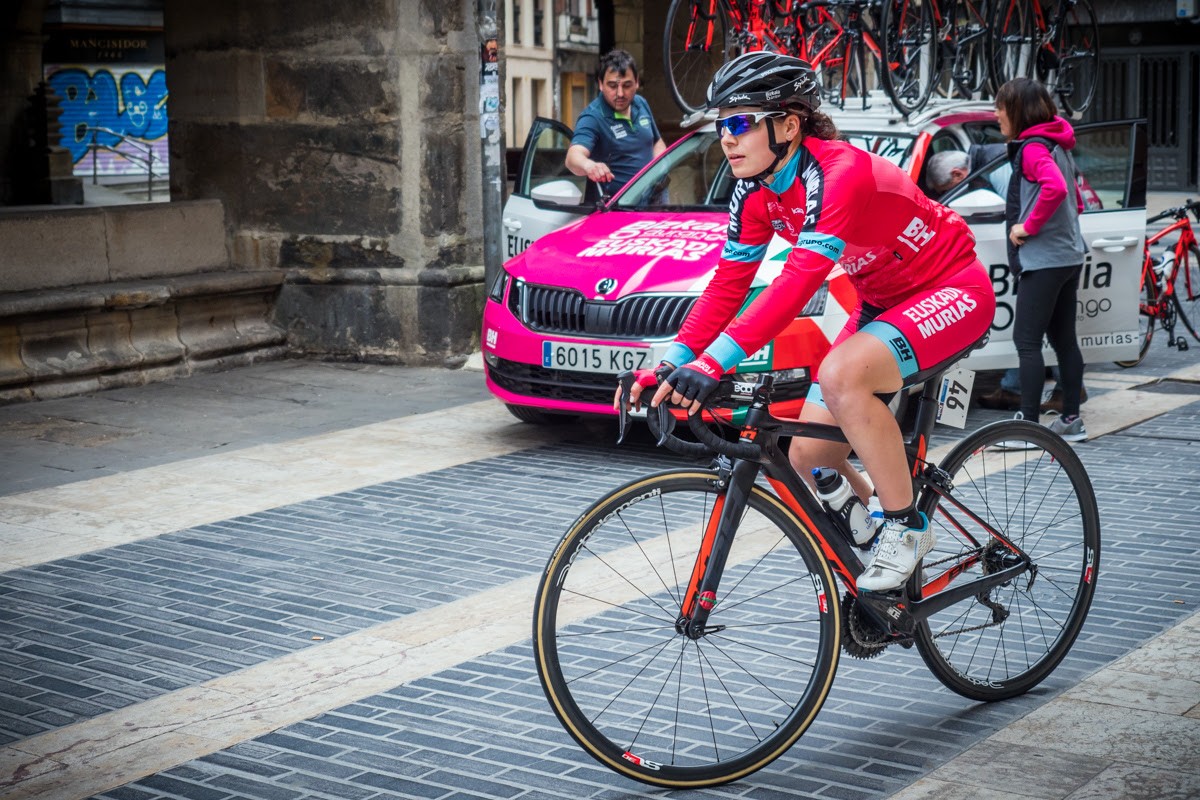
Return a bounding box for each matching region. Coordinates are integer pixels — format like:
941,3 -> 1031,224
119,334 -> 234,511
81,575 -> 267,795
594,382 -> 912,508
994,411 -> 1037,451
857,514 -> 935,592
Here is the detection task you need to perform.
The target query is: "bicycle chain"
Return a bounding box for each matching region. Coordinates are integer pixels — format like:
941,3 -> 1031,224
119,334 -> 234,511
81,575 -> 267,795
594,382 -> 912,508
923,546 -> 1011,640
842,541 -> 1013,652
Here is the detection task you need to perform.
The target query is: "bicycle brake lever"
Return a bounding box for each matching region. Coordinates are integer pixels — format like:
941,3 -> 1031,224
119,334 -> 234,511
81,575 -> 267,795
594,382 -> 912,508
653,402 -> 677,447
616,371 -> 633,445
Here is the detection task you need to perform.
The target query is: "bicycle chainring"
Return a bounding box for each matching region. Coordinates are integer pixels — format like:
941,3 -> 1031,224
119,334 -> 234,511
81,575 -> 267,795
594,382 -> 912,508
841,593 -> 891,659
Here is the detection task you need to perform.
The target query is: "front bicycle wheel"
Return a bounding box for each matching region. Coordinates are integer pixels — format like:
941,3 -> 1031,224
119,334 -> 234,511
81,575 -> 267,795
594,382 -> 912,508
912,420 -> 1100,702
988,0 -> 1033,93
878,0 -> 938,115
1040,0 -> 1099,118
665,0 -> 734,116
533,470 -> 841,788
1115,260 -> 1158,368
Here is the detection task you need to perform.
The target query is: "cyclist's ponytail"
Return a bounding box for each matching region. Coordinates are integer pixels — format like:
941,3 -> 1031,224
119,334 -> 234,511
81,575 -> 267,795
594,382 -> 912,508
797,109 -> 838,141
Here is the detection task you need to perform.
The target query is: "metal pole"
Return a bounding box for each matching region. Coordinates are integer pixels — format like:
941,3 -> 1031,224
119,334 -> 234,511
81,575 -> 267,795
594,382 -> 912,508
478,0 -> 504,289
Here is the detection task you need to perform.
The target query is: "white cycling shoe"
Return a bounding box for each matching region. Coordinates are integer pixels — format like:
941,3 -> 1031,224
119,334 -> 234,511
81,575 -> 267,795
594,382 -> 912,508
858,513 -> 935,592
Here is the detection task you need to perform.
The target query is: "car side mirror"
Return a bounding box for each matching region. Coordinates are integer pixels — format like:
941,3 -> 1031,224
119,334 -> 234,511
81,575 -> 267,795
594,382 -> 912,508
531,180 -> 589,213
948,188 -> 1006,218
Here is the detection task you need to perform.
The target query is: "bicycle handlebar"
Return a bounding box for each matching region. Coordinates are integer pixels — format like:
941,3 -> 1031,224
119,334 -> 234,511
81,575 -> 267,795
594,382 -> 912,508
685,411 -> 765,461
1148,198 -> 1200,225
616,371 -> 764,461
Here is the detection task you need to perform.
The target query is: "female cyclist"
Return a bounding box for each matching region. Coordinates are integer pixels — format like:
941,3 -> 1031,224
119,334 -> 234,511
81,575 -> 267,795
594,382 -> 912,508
618,52 -> 996,592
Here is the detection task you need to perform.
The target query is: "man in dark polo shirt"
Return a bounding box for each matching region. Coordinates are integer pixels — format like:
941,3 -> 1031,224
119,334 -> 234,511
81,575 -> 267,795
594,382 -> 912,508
565,49 -> 666,200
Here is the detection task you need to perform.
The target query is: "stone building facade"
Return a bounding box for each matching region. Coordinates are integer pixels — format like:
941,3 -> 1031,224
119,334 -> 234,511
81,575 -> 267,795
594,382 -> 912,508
166,0 -> 486,366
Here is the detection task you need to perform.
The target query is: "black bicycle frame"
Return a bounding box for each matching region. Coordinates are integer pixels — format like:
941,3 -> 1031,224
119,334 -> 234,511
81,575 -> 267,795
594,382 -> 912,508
677,373 -> 1033,638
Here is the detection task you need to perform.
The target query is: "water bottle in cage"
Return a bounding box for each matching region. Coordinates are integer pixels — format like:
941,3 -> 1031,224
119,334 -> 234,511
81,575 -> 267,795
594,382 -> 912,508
812,467 -> 879,550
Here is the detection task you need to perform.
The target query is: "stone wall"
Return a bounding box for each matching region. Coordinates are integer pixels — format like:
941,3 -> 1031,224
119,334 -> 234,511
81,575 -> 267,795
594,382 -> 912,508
164,0 -> 485,366
0,200 -> 286,402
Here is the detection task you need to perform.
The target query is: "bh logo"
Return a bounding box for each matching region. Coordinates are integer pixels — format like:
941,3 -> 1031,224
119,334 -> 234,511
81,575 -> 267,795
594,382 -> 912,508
899,216 -> 936,253
595,277 -> 618,295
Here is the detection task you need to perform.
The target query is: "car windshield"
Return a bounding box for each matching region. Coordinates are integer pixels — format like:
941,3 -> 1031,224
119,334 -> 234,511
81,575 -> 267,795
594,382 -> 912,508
613,128 -> 918,212
615,131 -> 731,211
838,131 -> 915,167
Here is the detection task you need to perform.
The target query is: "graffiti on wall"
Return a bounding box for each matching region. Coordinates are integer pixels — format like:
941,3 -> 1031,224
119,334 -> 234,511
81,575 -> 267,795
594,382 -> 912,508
45,65 -> 169,178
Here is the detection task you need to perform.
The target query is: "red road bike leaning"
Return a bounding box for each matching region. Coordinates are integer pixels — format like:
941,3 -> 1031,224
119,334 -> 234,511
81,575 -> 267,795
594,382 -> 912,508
1117,199 -> 1200,368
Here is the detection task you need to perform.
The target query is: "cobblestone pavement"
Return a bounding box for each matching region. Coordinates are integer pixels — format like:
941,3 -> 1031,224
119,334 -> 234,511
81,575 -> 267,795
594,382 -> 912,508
1,348 -> 1198,800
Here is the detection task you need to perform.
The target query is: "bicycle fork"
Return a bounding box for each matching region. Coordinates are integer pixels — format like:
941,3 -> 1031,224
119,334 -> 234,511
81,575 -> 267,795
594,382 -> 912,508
676,458 -> 761,639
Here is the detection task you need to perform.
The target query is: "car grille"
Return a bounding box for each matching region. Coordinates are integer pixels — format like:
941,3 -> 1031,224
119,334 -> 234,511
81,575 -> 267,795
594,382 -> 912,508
507,282 -> 698,339
487,357 -> 616,406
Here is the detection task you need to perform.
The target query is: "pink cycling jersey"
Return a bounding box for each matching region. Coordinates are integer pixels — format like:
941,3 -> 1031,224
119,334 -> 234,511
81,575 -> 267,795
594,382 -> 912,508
662,136 -> 989,375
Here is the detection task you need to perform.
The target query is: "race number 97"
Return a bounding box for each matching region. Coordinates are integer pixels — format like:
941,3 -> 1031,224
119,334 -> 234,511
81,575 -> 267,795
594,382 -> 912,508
936,367 -> 975,429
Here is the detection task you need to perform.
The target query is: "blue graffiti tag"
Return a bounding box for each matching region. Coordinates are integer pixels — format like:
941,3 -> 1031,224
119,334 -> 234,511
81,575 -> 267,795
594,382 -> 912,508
47,67 -> 169,163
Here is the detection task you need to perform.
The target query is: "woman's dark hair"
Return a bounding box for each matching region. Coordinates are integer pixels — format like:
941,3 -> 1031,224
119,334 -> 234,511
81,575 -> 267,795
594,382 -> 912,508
796,109 -> 838,141
596,49 -> 638,83
994,77 -> 1058,138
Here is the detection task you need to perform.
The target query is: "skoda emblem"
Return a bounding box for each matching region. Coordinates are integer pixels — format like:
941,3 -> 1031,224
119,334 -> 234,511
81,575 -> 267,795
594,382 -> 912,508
595,277 -> 617,295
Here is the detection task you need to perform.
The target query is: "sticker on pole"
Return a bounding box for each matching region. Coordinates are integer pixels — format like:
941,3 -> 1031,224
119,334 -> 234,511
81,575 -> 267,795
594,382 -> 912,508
936,367 -> 974,429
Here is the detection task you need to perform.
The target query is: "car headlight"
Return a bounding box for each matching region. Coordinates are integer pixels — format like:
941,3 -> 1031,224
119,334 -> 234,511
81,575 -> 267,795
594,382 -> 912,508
487,269 -> 509,303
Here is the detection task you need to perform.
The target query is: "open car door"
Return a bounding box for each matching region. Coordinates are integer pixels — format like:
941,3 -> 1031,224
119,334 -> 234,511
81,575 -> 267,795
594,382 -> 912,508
943,119 -> 1148,370
502,117 -> 593,259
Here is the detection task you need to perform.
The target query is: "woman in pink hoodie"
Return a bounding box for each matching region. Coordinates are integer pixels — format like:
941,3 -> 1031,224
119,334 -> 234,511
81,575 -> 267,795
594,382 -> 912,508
996,78 -> 1088,444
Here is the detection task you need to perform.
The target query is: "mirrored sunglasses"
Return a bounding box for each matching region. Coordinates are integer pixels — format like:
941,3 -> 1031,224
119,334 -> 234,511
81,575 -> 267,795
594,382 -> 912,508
715,111 -> 785,138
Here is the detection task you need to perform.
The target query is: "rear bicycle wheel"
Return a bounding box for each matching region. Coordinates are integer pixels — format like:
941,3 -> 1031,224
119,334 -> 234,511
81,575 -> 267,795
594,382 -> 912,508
945,0 -> 992,98
816,30 -> 859,109
1171,292 -> 1199,343
533,470 -> 841,788
665,0 -> 734,116
1040,0 -> 1099,118
988,0 -> 1033,93
1115,261 -> 1158,368
912,420 -> 1100,702
1175,244 -> 1200,342
878,0 -> 938,115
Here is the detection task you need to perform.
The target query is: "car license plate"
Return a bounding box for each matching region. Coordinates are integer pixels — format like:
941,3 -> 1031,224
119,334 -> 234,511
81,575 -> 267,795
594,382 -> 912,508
542,341 -> 652,373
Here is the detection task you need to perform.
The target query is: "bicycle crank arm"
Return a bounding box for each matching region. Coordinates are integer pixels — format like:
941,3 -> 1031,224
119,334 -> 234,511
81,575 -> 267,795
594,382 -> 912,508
908,561 -> 1028,622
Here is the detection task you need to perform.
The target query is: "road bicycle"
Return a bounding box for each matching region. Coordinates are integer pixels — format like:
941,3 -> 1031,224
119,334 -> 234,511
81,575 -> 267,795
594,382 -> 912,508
869,0 -> 996,116
533,365 -> 1099,787
988,0 -> 1099,117
804,0 -> 891,111
1116,199 -> 1200,368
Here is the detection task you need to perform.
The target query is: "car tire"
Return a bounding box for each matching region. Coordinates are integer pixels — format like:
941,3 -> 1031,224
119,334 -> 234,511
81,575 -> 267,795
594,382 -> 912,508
505,404 -> 576,425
